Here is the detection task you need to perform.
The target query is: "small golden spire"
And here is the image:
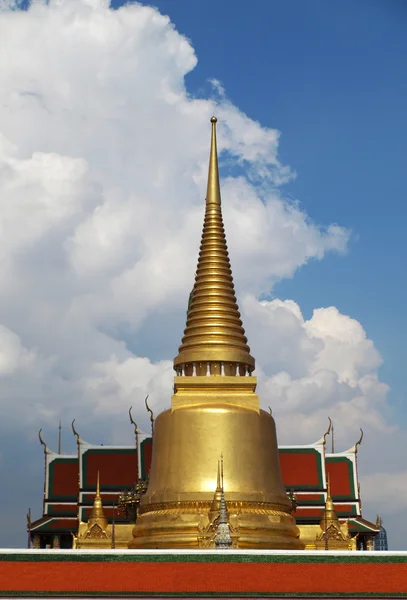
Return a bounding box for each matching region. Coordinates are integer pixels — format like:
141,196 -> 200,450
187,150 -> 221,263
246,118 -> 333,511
174,117 -> 255,372
316,473 -> 350,549
215,471 -> 232,549
88,471 -> 108,531
320,474 -> 339,528
217,459 -> 221,490
209,459 -> 223,521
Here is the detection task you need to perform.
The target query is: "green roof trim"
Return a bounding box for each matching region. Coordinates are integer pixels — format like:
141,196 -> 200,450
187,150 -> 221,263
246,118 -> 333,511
2,552 -> 407,564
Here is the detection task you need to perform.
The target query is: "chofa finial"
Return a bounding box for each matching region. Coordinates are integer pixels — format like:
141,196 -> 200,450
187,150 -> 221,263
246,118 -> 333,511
355,428 -> 364,453
145,395 -> 155,436
71,419 -> 80,445
38,429 -> 48,454
323,417 -> 332,446
129,406 -> 138,434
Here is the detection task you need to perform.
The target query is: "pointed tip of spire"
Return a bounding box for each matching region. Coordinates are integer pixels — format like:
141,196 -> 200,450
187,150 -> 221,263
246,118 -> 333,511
206,115 -> 221,207
96,471 -> 100,497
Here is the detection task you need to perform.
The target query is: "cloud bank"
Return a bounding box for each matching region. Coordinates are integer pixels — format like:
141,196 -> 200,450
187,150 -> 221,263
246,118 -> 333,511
0,0 -> 399,546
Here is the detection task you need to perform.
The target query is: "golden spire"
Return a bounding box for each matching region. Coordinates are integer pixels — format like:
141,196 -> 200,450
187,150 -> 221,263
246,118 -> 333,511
215,457 -> 233,549
88,471 -> 108,532
174,117 -> 254,373
320,474 -> 339,529
209,459 -> 223,521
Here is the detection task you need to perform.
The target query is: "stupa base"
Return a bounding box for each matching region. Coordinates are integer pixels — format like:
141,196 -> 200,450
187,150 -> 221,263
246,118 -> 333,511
129,501 -> 304,549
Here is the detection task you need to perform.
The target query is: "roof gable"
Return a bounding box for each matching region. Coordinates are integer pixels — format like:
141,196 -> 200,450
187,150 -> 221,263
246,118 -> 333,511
279,446 -> 324,490
326,452 -> 358,501
46,454 -> 78,503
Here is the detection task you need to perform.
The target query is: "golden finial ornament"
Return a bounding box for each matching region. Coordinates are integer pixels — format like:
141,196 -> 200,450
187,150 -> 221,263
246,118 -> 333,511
173,116 -> 254,373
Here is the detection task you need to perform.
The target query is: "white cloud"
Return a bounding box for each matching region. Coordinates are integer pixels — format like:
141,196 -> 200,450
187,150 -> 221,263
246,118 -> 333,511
0,0 -> 352,428
240,298 -> 391,447
0,325 -> 43,376
0,0 -> 398,545
81,355 -> 173,417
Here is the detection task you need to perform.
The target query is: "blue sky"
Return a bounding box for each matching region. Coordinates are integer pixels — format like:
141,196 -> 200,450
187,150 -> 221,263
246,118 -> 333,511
0,0 -> 406,548
130,0 -> 407,423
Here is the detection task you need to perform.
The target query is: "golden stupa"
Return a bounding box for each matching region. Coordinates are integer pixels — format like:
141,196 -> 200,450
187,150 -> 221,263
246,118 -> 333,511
129,117 -> 303,549
76,472 -> 111,549
315,475 -> 352,550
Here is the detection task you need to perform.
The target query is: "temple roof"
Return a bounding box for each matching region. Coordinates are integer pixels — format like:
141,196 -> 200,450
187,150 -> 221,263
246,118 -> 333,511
29,517 -> 77,534
33,427 -> 369,533
347,517 -> 380,534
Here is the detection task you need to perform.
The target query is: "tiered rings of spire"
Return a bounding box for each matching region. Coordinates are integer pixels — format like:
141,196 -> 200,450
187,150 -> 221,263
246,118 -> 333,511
174,117 -> 255,377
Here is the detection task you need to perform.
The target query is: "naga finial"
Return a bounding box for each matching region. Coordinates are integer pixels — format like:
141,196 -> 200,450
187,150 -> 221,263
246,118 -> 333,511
129,406 -> 138,435
355,428 -> 364,453
38,428 -> 48,454
145,395 -> 154,435
323,417 -> 332,446
268,406 -> 273,417
71,419 -> 80,444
